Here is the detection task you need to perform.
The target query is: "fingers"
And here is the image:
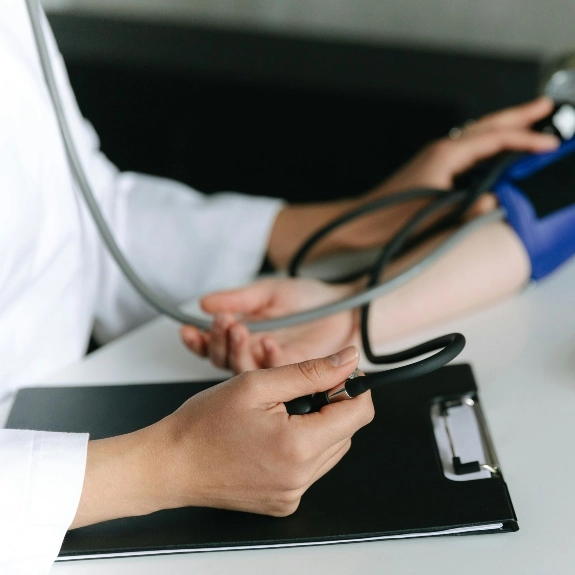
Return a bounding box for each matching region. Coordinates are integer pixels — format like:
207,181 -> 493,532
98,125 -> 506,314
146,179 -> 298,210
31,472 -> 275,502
277,438 -> 355,515
180,325 -> 209,358
182,314 -> 285,374
208,313 -> 236,369
299,389 -> 375,447
260,337 -> 285,368
183,312 -> 237,369
260,439 -> 352,517
227,323 -> 262,372
463,127 -> 558,157
257,346 -> 360,404
228,324 -> 285,372
473,96 -> 555,132
201,279 -> 276,315
442,128 -> 559,178
306,438 -> 352,487
307,436 -> 352,472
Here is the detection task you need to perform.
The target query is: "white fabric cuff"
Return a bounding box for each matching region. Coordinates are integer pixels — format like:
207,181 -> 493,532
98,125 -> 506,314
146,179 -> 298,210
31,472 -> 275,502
199,192 -> 285,290
94,171 -> 285,341
0,430 -> 88,575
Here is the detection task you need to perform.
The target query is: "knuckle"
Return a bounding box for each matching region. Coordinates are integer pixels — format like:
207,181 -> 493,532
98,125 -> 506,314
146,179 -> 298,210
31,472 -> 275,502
353,394 -> 375,427
280,488 -> 303,506
237,372 -> 260,395
364,393 -> 376,423
429,138 -> 454,158
478,111 -> 496,124
246,375 -> 267,398
497,130 -> 513,142
366,402 -> 376,424
280,434 -> 315,465
269,493 -> 301,517
289,468 -> 313,490
296,359 -> 323,384
341,439 -> 352,458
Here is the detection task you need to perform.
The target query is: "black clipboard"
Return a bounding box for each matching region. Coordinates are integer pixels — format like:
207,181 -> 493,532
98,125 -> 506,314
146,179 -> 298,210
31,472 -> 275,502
5,363 -> 517,560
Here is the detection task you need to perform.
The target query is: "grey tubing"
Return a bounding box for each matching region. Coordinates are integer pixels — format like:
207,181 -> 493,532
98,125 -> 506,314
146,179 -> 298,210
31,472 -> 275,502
239,208 -> 505,331
27,0 -> 505,333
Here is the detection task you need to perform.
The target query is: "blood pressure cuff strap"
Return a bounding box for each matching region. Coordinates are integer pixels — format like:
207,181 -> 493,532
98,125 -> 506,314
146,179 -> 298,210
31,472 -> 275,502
494,138 -> 575,280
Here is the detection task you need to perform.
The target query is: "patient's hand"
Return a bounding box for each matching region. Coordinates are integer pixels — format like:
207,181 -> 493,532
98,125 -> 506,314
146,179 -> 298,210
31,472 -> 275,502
182,99 -> 557,374
181,278 -> 360,373
372,96 -> 559,194
268,98 -> 558,269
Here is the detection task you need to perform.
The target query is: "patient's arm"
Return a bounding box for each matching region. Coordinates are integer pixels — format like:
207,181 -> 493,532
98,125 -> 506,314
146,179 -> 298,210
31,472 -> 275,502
181,218 -> 530,373
265,97 -> 558,269
365,220 -> 530,344
182,98 -> 548,372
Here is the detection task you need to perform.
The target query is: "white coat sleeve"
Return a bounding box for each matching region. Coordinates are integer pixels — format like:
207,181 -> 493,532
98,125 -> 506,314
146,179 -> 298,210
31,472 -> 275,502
40,12 -> 285,342
91,173 -> 285,342
0,430 -> 88,575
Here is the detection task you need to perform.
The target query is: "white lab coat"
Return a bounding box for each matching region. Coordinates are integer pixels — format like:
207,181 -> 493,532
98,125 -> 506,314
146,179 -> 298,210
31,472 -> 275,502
0,2 -> 283,573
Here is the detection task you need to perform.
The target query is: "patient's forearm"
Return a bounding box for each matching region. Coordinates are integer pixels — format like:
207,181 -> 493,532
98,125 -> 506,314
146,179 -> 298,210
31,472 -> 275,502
267,192 -> 431,271
364,221 -> 531,348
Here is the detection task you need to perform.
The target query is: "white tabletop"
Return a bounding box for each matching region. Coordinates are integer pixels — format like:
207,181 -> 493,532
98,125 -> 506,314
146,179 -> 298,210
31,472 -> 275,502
3,260 -> 575,575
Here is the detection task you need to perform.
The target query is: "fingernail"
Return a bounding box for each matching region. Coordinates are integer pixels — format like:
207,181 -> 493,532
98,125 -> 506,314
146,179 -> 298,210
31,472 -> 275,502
328,346 -> 359,367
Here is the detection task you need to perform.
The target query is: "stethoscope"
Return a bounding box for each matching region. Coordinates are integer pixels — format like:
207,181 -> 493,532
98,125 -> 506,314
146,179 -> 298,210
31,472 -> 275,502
27,0 -> 514,410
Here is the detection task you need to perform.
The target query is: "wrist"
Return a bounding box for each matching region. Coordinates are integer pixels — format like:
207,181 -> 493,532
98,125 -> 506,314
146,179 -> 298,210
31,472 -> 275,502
267,199 -> 356,269
71,427 -> 166,529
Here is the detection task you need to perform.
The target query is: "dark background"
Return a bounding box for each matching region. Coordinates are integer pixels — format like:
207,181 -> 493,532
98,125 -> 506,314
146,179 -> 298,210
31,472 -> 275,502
48,14 -> 541,204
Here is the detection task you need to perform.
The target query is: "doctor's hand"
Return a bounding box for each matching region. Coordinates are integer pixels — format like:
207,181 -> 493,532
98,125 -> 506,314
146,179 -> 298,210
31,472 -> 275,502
71,347 -> 373,528
181,278 -> 360,373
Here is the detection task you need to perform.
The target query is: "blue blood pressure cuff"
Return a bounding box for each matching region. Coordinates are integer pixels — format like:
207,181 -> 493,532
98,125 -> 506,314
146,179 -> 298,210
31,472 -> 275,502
493,137 -> 575,280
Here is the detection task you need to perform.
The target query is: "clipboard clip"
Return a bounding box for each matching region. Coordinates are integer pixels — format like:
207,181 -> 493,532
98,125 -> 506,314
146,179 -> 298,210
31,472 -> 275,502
432,394 -> 501,481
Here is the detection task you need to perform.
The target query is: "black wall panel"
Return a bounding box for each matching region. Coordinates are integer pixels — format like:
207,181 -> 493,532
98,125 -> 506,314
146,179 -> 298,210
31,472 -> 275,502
49,14 -> 540,203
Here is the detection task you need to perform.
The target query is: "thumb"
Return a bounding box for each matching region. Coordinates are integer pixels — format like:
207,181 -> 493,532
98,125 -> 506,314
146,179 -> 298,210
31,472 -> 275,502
259,346 -> 360,404
201,280 -> 275,315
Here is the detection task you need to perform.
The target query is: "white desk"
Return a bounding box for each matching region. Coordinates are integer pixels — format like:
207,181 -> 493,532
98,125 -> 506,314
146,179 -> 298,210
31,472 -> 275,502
3,261 -> 575,575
